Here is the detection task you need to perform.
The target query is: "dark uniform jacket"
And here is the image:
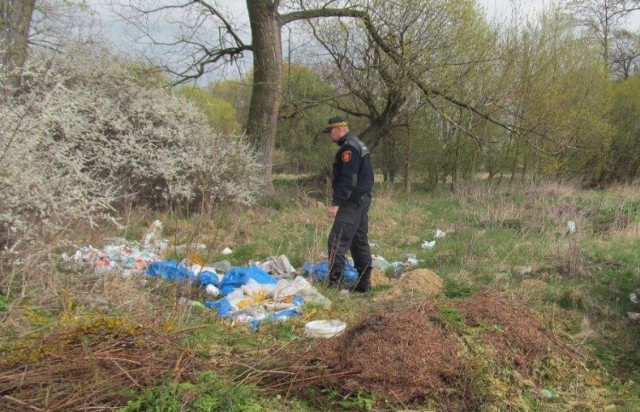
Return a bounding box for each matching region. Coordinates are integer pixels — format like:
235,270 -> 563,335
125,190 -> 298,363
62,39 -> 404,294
331,132 -> 373,207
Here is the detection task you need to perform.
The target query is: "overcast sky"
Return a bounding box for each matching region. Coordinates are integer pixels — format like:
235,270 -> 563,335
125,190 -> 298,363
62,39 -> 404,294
87,0 -> 554,56
84,0 -> 639,81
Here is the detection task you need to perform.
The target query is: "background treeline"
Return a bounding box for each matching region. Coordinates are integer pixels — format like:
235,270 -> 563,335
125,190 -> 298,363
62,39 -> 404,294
163,1 -> 640,189
2,0 -> 640,261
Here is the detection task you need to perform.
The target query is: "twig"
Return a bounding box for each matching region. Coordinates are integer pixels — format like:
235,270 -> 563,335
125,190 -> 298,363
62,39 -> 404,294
2,395 -> 43,411
389,389 -> 411,411
264,370 -> 357,389
166,325 -> 207,335
233,338 -> 300,384
111,359 -> 141,387
174,351 -> 184,376
93,355 -> 142,366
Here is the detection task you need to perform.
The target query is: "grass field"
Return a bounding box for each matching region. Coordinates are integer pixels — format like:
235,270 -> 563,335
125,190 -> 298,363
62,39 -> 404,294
1,179 -> 640,410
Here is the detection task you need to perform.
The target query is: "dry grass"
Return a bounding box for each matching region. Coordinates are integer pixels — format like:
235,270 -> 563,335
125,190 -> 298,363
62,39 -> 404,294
0,311 -> 206,411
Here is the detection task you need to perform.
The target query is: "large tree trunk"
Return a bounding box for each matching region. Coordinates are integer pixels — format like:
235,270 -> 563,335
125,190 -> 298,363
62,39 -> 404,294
246,0 -> 282,196
0,0 -> 36,93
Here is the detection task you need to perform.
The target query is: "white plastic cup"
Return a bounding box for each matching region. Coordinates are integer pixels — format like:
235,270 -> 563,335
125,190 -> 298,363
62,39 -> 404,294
205,284 -> 220,297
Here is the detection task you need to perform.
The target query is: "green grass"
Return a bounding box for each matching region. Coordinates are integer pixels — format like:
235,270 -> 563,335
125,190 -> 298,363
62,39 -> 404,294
0,293 -> 8,312
120,370 -> 302,412
5,180 -> 640,410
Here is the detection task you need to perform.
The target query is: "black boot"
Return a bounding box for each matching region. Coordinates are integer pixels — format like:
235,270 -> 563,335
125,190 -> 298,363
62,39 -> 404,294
328,273 -> 342,288
353,267 -> 371,293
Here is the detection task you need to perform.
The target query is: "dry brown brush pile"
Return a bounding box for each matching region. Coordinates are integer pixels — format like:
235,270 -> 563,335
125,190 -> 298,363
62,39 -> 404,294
259,293 -> 590,410
0,314 -> 205,411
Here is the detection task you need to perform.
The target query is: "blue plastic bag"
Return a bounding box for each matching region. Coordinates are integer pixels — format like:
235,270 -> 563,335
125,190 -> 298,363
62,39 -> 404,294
204,298 -> 233,317
146,260 -> 193,281
218,265 -> 278,295
198,270 -> 219,286
301,260 -> 358,283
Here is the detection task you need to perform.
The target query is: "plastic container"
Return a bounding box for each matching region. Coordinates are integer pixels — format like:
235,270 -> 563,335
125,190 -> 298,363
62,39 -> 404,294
205,284 -> 220,296
303,320 -> 346,338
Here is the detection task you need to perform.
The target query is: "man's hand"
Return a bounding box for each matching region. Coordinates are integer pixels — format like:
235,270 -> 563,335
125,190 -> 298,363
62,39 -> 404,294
327,205 -> 339,218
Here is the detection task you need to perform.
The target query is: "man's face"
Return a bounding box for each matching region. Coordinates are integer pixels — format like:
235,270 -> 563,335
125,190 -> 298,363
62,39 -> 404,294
328,126 -> 345,142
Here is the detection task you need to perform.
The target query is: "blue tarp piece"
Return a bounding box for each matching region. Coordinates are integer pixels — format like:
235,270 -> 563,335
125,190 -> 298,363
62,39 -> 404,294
218,265 -> 278,295
301,260 -> 358,283
198,271 -> 219,286
204,298 -> 233,317
146,260 -> 193,281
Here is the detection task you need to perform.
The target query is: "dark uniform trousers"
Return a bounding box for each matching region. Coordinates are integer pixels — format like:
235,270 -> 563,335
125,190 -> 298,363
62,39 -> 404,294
328,193 -> 372,290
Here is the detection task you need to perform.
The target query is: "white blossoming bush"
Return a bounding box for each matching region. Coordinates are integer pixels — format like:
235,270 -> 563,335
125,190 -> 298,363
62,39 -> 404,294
0,43 -> 262,261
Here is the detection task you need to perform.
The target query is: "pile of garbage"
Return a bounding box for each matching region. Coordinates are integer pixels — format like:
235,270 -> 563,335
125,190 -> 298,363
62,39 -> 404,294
63,240 -> 162,277
143,254 -> 337,330
62,220 -> 168,276
63,221 -> 340,331
64,220 -> 450,332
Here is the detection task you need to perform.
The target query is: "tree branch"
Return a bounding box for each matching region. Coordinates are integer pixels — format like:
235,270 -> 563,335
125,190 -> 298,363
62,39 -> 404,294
193,0 -> 249,50
280,7 -> 365,25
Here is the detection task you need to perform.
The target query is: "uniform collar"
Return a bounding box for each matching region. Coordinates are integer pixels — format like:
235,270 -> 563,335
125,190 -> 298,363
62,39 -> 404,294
336,133 -> 349,146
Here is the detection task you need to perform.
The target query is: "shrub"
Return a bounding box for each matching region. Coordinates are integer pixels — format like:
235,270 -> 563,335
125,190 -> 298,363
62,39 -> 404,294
0,42 -> 261,276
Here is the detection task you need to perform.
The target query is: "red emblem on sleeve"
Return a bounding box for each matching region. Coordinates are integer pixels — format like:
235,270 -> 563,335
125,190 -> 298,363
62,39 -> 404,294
341,151 -> 352,162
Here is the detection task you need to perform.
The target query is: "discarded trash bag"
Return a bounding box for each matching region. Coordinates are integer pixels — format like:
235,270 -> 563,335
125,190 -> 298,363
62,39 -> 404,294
197,270 -> 220,286
242,277 -> 276,296
250,296 -> 305,332
371,255 -> 392,272
218,265 -> 278,295
273,276 -> 332,308
205,284 -> 220,297
301,260 -> 358,283
271,296 -> 304,321
209,260 -> 233,273
204,298 -> 233,317
146,260 -> 193,281
260,255 -> 297,279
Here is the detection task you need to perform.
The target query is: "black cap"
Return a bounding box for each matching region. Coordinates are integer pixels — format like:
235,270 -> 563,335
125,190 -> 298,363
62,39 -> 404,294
322,116 -> 348,133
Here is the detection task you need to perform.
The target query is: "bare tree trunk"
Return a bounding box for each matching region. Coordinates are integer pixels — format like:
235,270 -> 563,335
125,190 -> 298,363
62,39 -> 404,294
404,159 -> 411,193
246,0 -> 282,196
0,0 -> 36,93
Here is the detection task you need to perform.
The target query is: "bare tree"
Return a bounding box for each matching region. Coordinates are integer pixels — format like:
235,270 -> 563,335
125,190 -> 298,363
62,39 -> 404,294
0,0 -> 37,91
117,0 -> 394,194
567,0 -> 640,68
610,28 -> 640,78
117,0 -> 566,193
307,0 -> 494,150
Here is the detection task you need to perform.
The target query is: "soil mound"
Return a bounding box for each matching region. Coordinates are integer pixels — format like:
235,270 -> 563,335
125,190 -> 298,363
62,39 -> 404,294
377,268 -> 444,300
398,268 -> 443,294
314,307 -> 466,408
454,293 -> 572,375
370,268 -> 391,287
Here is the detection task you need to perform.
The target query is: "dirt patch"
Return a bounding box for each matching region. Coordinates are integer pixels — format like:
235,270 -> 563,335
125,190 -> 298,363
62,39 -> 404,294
294,306 -> 467,409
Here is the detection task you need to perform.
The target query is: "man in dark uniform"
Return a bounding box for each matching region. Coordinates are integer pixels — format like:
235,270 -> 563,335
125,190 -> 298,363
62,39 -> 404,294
322,116 -> 374,292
